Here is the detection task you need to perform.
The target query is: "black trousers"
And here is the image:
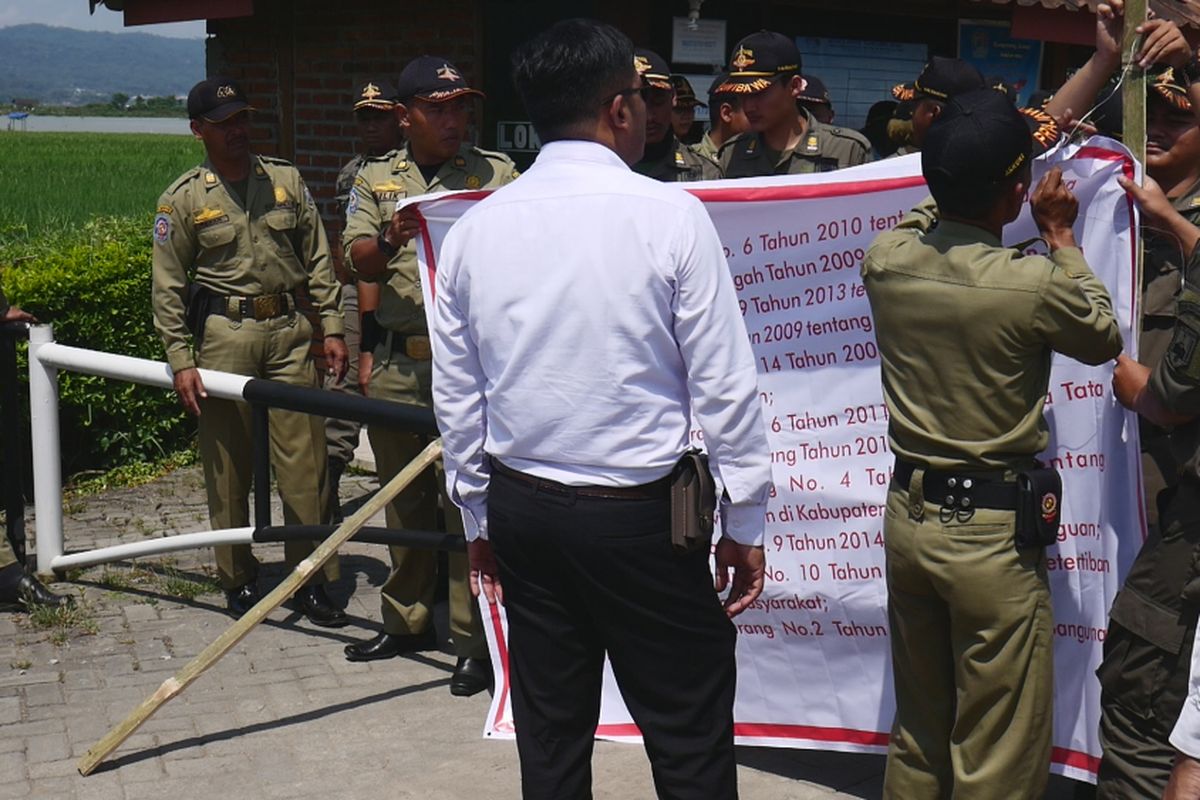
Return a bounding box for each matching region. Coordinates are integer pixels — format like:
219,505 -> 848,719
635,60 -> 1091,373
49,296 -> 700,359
489,468 -> 739,800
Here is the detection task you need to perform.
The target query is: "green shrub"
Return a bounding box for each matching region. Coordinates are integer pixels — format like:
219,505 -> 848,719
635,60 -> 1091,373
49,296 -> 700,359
0,215 -> 191,474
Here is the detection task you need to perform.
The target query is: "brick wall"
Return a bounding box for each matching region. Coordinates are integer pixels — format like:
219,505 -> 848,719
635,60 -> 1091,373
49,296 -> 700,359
209,0 -> 483,234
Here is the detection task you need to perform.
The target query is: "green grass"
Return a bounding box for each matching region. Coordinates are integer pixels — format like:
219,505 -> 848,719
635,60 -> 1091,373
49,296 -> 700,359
0,131 -> 204,241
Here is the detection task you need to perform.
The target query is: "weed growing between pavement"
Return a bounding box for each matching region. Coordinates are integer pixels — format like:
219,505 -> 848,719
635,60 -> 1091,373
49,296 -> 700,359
24,593 -> 98,645
9,658 -> 32,670
68,447 -> 198,497
94,562 -> 219,602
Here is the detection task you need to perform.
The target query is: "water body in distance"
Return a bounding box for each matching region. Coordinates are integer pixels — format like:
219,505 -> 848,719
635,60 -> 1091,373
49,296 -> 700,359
9,116 -> 191,135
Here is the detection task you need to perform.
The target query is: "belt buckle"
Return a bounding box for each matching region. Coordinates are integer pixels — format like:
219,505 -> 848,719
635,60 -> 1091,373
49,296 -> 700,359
253,295 -> 277,319
405,335 -> 432,360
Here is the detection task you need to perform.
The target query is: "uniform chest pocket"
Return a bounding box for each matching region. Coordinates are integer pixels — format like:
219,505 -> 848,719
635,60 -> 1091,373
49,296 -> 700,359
196,222 -> 237,251
265,209 -> 298,256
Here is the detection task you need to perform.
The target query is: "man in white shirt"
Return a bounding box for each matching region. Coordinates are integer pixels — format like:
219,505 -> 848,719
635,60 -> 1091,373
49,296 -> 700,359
430,18 -> 772,800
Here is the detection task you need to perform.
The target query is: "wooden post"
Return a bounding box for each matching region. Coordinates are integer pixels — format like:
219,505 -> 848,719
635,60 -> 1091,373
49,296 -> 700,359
77,438 -> 444,776
1124,0 -> 1148,299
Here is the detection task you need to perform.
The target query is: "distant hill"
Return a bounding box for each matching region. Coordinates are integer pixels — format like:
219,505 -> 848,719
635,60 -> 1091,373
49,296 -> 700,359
0,24 -> 204,106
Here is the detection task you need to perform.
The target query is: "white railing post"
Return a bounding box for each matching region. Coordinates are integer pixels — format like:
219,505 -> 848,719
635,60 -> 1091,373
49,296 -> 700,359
28,325 -> 63,575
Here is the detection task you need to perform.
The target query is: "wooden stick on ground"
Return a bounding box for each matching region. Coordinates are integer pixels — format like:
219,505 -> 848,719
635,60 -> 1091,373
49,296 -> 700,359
77,437 -> 444,776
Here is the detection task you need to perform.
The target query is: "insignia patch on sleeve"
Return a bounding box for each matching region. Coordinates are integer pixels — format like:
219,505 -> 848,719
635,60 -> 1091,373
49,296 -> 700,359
1167,304 -> 1200,381
346,187 -> 360,217
304,186 -> 316,209
153,213 -> 171,246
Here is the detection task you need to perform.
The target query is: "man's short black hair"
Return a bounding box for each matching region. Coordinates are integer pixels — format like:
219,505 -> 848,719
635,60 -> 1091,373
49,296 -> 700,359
511,18 -> 635,142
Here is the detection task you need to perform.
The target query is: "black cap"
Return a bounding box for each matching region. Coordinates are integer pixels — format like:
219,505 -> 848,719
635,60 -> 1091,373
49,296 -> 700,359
353,79 -> 398,111
708,72 -> 733,99
798,74 -> 830,106
987,75 -> 1017,103
913,57 -> 985,102
922,88 -> 1032,186
396,56 -> 484,103
633,49 -> 673,91
718,31 -> 801,94
671,75 -> 706,107
187,76 -> 252,122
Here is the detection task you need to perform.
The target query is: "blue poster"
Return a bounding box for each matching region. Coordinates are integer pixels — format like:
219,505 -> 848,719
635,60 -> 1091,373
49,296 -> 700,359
958,21 -> 1044,107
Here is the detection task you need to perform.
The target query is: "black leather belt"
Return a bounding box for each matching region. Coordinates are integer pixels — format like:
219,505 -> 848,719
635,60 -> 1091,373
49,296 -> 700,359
208,292 -> 294,321
388,331 -> 432,361
892,458 -> 1018,511
489,457 -> 670,501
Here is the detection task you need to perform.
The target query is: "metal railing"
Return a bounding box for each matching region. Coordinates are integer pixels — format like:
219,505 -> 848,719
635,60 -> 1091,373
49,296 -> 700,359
24,324 -> 463,576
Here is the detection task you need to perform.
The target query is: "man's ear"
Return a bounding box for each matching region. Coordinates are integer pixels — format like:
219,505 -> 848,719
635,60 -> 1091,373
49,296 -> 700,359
788,74 -> 805,99
609,94 -> 632,132
395,103 -> 410,130
190,119 -> 203,140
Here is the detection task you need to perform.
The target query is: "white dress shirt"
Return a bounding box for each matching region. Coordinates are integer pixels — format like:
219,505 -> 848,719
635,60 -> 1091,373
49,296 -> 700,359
431,139 -> 771,544
1172,623 -> 1200,759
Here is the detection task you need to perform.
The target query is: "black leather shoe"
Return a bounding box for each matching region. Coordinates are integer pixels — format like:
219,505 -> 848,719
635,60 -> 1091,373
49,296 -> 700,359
16,575 -> 72,609
450,657 -> 492,697
344,628 -> 437,662
225,583 -> 259,618
293,584 -> 348,628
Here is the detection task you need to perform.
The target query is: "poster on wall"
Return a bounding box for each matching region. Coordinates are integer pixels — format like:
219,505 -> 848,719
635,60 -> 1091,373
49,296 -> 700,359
958,20 -> 1044,106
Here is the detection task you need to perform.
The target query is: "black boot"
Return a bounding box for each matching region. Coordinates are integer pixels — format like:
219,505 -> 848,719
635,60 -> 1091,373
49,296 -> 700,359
0,565 -> 73,611
293,584 -> 348,628
344,628 -> 438,662
224,582 -> 259,618
327,457 -> 346,523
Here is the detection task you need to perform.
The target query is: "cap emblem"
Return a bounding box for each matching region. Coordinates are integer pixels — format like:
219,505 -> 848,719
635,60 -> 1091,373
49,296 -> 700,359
634,55 -> 652,75
361,82 -> 381,100
731,46 -> 755,70
216,85 -> 237,100
436,63 -> 462,82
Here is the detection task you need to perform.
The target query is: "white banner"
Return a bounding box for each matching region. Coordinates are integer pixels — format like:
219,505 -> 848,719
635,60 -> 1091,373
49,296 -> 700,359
411,138 -> 1144,782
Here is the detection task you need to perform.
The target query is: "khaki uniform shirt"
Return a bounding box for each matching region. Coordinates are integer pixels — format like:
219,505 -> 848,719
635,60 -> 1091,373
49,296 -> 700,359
151,156 -> 344,373
692,131 -> 720,163
343,144 -> 519,334
718,109 -> 871,178
634,134 -> 722,182
1150,235 -> 1200,484
863,198 -> 1124,470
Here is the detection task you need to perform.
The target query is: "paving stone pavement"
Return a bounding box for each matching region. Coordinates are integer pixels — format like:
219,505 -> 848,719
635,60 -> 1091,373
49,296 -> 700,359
0,464 -> 1088,799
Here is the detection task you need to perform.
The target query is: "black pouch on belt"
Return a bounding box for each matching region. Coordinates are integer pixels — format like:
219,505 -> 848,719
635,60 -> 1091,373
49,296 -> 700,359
184,283 -> 213,347
670,449 -> 716,554
1014,466 -> 1062,549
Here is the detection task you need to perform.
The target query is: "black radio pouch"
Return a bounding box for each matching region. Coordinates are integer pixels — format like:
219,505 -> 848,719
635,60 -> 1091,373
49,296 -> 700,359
184,283 -> 213,348
1014,466 -> 1062,550
670,450 -> 716,555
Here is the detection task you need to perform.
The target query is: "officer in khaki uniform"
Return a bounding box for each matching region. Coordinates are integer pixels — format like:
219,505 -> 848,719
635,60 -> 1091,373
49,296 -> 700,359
325,79 -> 401,519
632,49 -> 721,182
862,90 -> 1122,799
693,72 -> 749,164
716,32 -> 869,177
152,77 -> 348,625
342,56 -> 518,696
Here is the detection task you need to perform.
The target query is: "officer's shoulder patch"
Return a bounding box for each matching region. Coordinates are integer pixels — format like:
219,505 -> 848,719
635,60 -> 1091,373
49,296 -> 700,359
1167,296 -> 1200,379
156,203 -> 173,215
453,155 -> 467,168
258,154 -> 294,167
153,213 -> 171,246
826,125 -> 872,151
303,185 -> 316,209
472,145 -> 517,167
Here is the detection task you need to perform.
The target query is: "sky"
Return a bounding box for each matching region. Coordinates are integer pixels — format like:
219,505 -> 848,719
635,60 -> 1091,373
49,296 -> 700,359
0,0 -> 206,39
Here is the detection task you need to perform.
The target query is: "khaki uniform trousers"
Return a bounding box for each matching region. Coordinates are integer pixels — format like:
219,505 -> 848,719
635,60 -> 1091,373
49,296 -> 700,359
197,311 -> 337,590
324,282 -> 363,466
882,470 -> 1054,800
367,343 -> 484,658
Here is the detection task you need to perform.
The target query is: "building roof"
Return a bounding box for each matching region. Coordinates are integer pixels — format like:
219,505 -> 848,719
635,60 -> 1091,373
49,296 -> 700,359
972,0 -> 1200,28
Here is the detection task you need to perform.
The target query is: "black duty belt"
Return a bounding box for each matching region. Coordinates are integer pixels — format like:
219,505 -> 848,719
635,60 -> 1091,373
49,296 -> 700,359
208,292 -> 294,321
489,456 -> 671,501
387,331 -> 433,361
892,458 -> 1018,512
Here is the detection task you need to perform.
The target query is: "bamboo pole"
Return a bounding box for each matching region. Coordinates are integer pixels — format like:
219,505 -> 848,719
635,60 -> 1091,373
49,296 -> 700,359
77,437 -> 444,776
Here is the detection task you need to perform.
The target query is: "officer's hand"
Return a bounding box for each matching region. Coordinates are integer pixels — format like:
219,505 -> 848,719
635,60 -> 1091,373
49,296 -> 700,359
1164,753 -> 1200,799
1031,167 -> 1079,250
467,538 -> 504,606
323,336 -> 348,383
357,351 -> 373,396
1135,18 -> 1192,69
1112,354 -> 1151,410
173,367 -> 207,417
1118,174 -> 1175,226
1,305 -> 37,324
1055,108 -> 1099,140
714,537 -> 765,618
384,205 -> 422,250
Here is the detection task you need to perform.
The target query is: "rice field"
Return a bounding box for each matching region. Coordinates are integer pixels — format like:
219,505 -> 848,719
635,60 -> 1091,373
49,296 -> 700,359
0,131 -> 205,241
